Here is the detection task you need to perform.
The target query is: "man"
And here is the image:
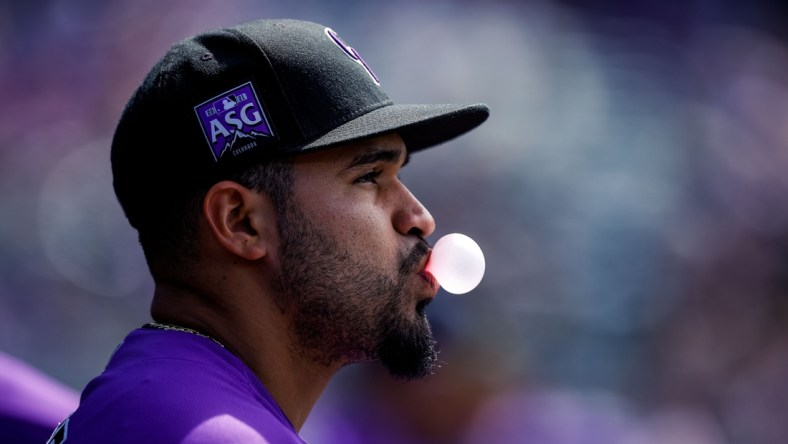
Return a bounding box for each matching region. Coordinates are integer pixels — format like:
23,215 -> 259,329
49,18 -> 488,443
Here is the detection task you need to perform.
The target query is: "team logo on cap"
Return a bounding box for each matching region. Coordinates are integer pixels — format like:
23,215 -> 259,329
325,27 -> 380,85
194,82 -> 274,162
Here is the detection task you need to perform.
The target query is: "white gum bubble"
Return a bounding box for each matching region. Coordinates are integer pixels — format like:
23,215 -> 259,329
425,233 -> 485,294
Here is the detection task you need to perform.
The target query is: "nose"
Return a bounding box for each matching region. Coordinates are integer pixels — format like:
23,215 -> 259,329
393,185 -> 436,239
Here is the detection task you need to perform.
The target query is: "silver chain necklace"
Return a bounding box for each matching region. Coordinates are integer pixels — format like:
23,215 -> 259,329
145,322 -> 225,348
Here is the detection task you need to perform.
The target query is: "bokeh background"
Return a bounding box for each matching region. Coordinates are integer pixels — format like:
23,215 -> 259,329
3,0 -> 788,443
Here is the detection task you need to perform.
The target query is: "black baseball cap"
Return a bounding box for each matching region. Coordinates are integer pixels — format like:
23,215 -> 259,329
112,18 -> 489,230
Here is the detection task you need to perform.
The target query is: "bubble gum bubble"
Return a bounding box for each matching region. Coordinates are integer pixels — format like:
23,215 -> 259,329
425,233 -> 485,294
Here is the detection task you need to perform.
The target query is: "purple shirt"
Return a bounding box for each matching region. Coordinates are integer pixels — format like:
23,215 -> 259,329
50,327 -> 307,444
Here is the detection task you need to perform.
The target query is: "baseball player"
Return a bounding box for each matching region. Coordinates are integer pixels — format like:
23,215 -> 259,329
49,18 -> 488,443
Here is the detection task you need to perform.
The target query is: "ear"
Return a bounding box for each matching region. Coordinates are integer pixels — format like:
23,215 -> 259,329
202,181 -> 274,261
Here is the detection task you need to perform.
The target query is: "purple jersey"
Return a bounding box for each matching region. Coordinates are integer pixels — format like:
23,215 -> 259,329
49,327 -> 307,444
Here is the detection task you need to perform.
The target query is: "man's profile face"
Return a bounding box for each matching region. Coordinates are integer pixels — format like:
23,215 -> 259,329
270,133 -> 441,379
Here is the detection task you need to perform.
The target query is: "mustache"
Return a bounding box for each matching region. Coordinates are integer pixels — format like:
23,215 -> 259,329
399,239 -> 431,276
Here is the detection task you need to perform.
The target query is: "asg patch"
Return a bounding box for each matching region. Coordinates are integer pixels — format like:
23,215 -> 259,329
325,27 -> 380,85
194,82 -> 274,162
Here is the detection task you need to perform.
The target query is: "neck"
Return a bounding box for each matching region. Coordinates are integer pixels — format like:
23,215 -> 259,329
150,280 -> 338,431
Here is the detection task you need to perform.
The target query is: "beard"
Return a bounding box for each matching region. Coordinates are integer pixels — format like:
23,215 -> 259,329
271,202 -> 438,380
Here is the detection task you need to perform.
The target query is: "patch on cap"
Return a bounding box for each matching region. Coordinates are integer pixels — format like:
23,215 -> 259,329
194,81 -> 274,161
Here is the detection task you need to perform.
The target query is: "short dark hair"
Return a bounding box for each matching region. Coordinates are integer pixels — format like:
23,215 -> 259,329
138,157 -> 294,279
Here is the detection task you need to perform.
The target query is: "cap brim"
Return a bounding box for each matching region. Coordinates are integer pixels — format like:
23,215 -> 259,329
298,103 -> 489,153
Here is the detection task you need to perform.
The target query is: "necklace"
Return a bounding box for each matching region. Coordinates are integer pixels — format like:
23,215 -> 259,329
144,322 -> 225,348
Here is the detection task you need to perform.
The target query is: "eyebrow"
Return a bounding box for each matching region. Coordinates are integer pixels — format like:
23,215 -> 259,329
345,147 -> 410,169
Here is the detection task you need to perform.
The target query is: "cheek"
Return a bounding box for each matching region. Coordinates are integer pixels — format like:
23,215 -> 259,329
304,189 -> 387,235
340,212 -> 394,260
323,201 -> 400,261
293,179 -> 400,260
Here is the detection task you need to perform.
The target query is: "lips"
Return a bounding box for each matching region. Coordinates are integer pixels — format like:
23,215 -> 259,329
420,270 -> 439,295
417,250 -> 440,297
402,240 -> 438,300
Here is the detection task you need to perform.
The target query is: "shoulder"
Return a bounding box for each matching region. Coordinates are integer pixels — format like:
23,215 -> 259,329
58,328 -> 305,444
50,412 -> 306,444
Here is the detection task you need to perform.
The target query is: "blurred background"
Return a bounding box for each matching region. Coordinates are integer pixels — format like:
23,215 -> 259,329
2,0 -> 788,443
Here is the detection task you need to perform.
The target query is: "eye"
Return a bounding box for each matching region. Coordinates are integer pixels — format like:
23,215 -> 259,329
355,169 -> 382,184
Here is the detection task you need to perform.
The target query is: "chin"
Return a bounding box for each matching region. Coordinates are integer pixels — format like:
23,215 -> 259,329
376,314 -> 439,380
415,298 -> 431,317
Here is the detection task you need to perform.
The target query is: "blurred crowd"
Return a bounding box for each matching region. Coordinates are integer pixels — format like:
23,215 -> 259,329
2,0 -> 788,443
